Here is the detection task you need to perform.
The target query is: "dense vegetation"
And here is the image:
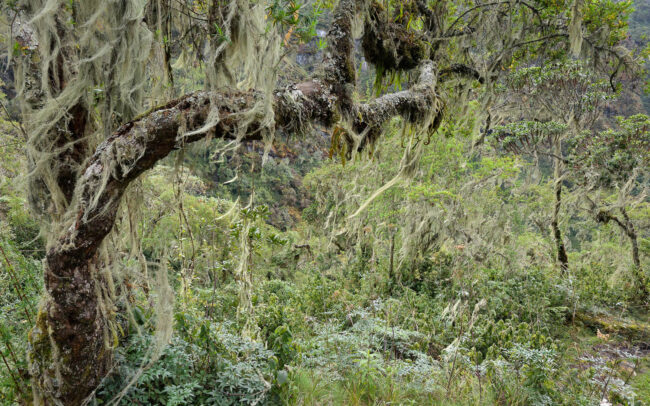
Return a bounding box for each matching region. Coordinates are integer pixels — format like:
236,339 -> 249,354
1,0 -> 650,405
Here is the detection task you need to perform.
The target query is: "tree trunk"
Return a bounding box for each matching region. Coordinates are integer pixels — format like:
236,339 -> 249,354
551,139 -> 569,273
620,208 -> 648,300
30,257 -> 112,405
388,231 -> 395,293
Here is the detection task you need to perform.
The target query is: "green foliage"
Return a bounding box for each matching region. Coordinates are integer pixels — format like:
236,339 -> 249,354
490,120 -> 567,155
4,108 -> 648,405
266,0 -> 324,43
569,113 -> 650,188
505,60 -> 614,125
0,239 -> 40,404
0,100 -> 41,404
1,1 -> 649,404
583,0 -> 634,44
97,328 -> 278,405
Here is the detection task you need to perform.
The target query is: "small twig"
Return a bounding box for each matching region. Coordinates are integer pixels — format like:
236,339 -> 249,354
623,356 -> 639,385
0,348 -> 26,400
0,100 -> 28,141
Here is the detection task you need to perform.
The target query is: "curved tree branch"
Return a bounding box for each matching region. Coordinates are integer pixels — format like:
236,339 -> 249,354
58,60 -> 441,269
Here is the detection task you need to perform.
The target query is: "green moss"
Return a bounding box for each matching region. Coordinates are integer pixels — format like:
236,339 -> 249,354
575,312 -> 650,344
28,307 -> 52,363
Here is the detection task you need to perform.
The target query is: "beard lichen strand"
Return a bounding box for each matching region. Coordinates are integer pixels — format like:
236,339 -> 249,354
236,212 -> 256,335
569,0 -> 584,57
197,0 -> 282,166
290,60 -> 442,248
106,254 -> 174,406
347,133 -> 424,220
203,0 -> 276,90
21,0 -> 154,224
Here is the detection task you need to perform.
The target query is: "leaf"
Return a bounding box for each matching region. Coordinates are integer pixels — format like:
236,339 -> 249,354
277,369 -> 289,385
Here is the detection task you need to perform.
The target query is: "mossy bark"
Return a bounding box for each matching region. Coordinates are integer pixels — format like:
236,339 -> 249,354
362,1 -> 428,73
551,139 -> 569,273
620,208 -> 648,301
29,258 -> 111,405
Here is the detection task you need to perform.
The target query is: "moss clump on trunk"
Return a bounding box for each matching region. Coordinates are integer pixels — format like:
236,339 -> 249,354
362,2 -> 428,74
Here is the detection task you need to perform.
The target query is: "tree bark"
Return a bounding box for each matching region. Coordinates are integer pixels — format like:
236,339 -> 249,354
388,231 -> 395,293
620,208 -> 648,300
551,139 -> 569,273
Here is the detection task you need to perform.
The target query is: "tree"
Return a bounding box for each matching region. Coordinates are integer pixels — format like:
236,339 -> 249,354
490,62 -> 611,272
3,0 -> 638,403
569,114 -> 650,299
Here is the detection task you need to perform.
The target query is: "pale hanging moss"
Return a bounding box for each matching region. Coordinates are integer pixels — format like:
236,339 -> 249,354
235,206 -> 256,335
569,0 -> 584,57
195,0 -> 282,165
105,258 -> 174,406
348,128 -> 424,220
19,0 -> 155,235
14,1 -> 164,403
